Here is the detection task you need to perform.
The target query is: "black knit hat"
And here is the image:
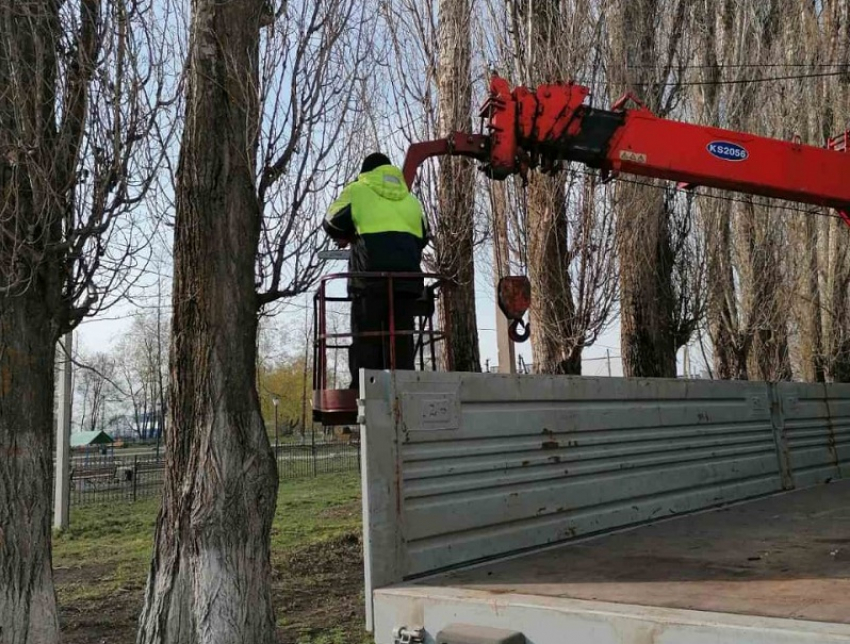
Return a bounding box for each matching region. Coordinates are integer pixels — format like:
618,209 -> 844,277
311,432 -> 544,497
361,152 -> 392,173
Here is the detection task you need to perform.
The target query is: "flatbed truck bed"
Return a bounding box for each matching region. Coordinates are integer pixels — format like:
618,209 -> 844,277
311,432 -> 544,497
375,481 -> 850,643
359,372 -> 850,644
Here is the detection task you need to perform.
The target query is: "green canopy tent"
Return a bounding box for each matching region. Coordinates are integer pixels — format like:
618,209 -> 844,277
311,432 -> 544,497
70,430 -> 114,463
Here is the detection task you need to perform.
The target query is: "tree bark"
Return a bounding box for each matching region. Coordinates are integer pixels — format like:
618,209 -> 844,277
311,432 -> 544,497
436,0 -> 480,372
0,295 -> 61,644
793,216 -> 825,382
527,174 -> 581,374
0,1 -> 63,640
136,1 -> 278,642
607,0 -> 679,378
738,200 -> 793,382
695,0 -> 748,380
522,0 -> 581,375
616,184 -> 678,378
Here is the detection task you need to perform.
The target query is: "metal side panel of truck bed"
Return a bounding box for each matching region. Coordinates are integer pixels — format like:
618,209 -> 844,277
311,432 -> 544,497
358,371 -> 850,644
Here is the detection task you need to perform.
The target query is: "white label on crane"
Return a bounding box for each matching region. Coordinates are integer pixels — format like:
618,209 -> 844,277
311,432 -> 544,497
707,141 -> 749,162
619,150 -> 647,164
319,249 -> 350,261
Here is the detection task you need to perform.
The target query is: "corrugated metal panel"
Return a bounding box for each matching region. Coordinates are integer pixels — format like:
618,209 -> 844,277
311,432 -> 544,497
778,383 -> 850,488
359,372 -> 850,630
393,374 -> 780,577
827,385 -> 850,480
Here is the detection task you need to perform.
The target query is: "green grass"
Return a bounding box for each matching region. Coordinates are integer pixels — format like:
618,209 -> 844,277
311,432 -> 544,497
53,471 -> 363,606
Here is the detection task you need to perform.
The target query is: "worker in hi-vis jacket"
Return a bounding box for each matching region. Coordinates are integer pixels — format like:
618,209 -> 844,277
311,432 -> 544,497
323,153 -> 429,390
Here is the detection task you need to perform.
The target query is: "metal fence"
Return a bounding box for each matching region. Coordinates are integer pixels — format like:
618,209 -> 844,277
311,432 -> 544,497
69,454 -> 165,506
69,440 -> 361,507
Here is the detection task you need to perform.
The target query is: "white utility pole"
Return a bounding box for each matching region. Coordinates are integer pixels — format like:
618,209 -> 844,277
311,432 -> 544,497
496,310 -> 517,374
54,331 -> 73,530
606,349 -> 612,377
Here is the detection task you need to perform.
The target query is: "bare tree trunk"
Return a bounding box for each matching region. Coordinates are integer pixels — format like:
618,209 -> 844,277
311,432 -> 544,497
0,1 -> 63,639
616,184 -> 678,378
136,1 -> 278,642
824,217 -> 850,382
2,0 -> 171,636
607,0 -> 683,378
738,201 -> 793,382
793,215 -> 825,382
705,201 -> 749,379
818,3 -> 850,382
522,0 -> 580,375
436,0 -> 480,372
0,296 -> 61,644
527,174 -> 581,374
694,0 -> 748,380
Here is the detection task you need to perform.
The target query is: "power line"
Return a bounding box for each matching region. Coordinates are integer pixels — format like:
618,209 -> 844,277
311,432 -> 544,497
570,168 -> 845,222
669,70 -> 849,86
627,63 -> 850,69
571,70 -> 850,90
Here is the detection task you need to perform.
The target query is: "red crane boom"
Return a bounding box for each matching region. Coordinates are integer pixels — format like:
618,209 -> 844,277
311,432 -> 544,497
403,75 -> 850,227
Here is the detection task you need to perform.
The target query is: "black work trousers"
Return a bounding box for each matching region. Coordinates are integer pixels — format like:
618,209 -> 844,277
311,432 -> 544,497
349,291 -> 417,390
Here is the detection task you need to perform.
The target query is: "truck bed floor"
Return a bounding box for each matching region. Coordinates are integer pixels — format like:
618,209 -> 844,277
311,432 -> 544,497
423,480 -> 850,624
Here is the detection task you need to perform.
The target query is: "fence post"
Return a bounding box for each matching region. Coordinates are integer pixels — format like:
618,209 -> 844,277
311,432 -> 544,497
311,427 -> 317,476
132,456 -> 138,503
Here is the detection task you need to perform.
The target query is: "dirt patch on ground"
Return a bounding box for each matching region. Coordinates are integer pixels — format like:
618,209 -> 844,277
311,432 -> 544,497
57,533 -> 365,644
274,532 -> 366,643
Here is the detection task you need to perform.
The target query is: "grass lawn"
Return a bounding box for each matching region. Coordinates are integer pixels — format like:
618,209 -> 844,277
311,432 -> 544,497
53,471 -> 367,644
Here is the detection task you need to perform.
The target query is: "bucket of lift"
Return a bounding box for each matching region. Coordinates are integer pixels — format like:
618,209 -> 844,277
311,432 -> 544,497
497,276 -> 531,343
311,272 -> 448,427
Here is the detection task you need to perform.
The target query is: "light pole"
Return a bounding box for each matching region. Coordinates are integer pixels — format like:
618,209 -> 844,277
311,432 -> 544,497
54,330 -> 73,530
272,396 -> 280,459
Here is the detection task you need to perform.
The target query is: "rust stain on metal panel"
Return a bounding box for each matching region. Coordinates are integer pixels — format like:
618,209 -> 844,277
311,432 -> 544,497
541,441 -> 559,450
825,385 -> 840,470
770,390 -> 795,490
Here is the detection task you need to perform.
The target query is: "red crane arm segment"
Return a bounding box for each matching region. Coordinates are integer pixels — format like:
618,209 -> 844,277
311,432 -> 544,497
401,75 -> 850,226
401,133 -> 489,188
605,109 -> 850,213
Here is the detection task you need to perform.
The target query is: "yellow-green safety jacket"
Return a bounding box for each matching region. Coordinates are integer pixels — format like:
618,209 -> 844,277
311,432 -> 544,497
324,165 -> 429,293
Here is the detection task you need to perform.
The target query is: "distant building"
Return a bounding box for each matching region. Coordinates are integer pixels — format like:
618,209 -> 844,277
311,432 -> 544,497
104,411 -> 164,441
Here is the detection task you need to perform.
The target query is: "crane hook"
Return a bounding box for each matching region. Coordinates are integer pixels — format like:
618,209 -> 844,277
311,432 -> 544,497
508,318 -> 530,343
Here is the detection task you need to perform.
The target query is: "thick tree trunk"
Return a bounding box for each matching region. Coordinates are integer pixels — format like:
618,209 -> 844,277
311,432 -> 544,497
527,174 -> 581,375
705,201 -> 750,380
0,295 -> 61,644
522,0 -> 582,376
436,0 -> 480,372
136,1 -> 278,642
793,217 -> 825,382
695,9 -> 749,381
1,2 -> 63,640
617,184 -> 677,378
738,202 -> 792,382
608,0 -> 679,379
822,218 -> 850,382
